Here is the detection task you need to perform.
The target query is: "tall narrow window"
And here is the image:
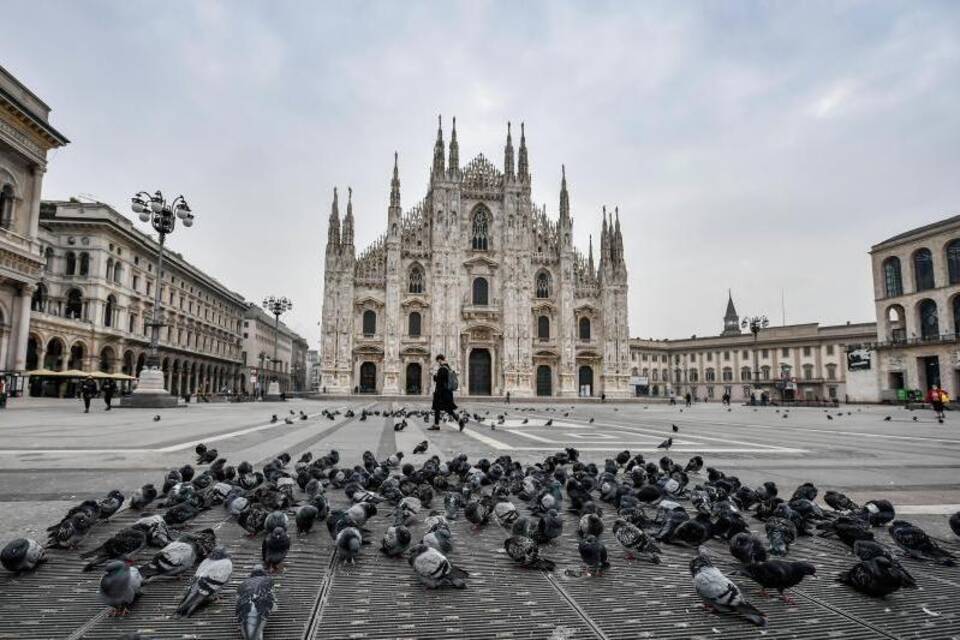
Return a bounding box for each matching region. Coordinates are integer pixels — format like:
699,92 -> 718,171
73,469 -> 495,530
914,248 -> 934,291
471,207 -> 489,251
408,265 -> 424,294
947,240 -> 960,284
362,310 -> 376,336
66,252 -> 77,276
0,184 -> 14,229
79,252 -> 90,276
537,315 -> 550,340
919,299 -> 939,340
536,271 -> 550,298
578,317 -> 591,340
408,311 -> 421,337
472,277 -> 489,305
104,295 -> 116,327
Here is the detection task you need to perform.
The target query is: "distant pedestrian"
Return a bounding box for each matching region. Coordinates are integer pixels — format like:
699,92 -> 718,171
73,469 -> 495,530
928,385 -> 947,421
431,354 -> 459,431
684,392 -> 692,408
505,391 -> 511,404
101,378 -> 117,410
601,393 -> 606,403
80,376 -> 98,413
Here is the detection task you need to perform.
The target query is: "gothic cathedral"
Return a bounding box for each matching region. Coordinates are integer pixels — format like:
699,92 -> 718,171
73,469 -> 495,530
319,118 -> 631,398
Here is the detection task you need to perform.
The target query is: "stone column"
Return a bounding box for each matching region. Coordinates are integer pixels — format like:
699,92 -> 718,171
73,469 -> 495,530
12,284 -> 35,371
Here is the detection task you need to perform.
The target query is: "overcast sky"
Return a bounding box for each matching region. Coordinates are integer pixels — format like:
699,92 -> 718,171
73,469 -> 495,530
4,1 -> 959,345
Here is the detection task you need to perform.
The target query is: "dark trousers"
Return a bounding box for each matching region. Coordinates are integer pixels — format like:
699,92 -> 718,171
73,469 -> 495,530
434,408 -> 458,425
104,394 -> 113,409
82,396 -> 92,412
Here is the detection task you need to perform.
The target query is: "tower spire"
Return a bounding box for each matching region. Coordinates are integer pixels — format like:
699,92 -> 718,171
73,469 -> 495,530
517,121 -> 529,182
559,164 -> 570,223
432,114 -> 445,178
327,186 -> 340,247
448,116 -> 459,177
390,151 -> 401,209
614,206 -> 622,262
342,186 -> 355,246
504,121 -> 515,180
601,205 -> 611,264
722,290 -> 742,336
588,233 -> 595,275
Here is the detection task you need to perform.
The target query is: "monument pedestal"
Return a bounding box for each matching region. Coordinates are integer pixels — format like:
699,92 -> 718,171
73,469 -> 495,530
120,367 -> 181,408
263,380 -> 284,401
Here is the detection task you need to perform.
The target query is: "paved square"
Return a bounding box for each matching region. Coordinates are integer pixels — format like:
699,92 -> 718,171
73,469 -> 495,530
0,398 -> 958,639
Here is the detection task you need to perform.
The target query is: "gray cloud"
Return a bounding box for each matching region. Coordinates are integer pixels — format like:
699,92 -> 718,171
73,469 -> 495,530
4,1 -> 958,344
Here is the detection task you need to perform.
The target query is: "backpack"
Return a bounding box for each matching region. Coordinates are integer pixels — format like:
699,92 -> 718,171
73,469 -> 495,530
446,368 -> 459,392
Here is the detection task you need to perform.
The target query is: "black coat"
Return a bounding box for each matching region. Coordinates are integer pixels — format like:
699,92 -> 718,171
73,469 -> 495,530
102,380 -> 117,398
432,364 -> 457,412
80,380 -> 98,399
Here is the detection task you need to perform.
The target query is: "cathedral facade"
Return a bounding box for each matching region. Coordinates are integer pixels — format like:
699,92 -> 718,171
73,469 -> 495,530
319,118 -> 631,398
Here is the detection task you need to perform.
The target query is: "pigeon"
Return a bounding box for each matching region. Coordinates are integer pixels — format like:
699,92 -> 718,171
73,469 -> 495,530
739,560 -> 816,603
133,515 -> 172,547
690,554 -> 766,627
262,527 -> 291,572
852,540 -> 916,588
163,501 -> 201,525
824,490 -> 859,512
672,424 -> 679,432
264,511 -> 289,532
889,520 -> 956,566
295,505 -> 319,535
176,547 -> 233,617
951,511 -> 960,537
336,526 -> 363,564
612,519 -> 661,563
98,560 -> 143,616
729,533 -> 768,565
1,538 -> 45,573
465,497 -> 493,528
153,415 -> 161,422
129,484 -> 158,510
837,556 -> 912,598
80,526 -> 148,572
531,509 -> 563,544
413,440 -> 428,455
140,530 -> 214,580
504,535 -> 556,571
577,535 -> 609,576
380,525 -> 412,557
657,437 -> 673,451
578,513 -> 604,539
195,443 -> 218,465
236,566 -> 276,640
765,517 -> 797,556
861,500 -> 895,526
883,416 -> 891,421
239,507 -> 268,536
408,543 -> 468,589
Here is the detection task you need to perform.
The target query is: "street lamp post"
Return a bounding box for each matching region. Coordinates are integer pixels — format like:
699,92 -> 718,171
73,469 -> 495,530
741,314 -> 769,404
122,190 -> 195,408
262,296 -> 292,400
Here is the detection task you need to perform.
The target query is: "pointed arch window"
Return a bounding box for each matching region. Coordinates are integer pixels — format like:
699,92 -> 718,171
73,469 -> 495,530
408,265 -> 424,294
471,207 -> 489,251
536,271 -> 550,298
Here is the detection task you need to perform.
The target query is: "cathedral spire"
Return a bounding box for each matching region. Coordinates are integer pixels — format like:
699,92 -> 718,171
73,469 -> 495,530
327,187 -> 340,247
342,186 -> 355,247
588,233 -> 595,275
517,122 -> 529,182
432,114 -> 445,178
448,116 -> 459,177
559,164 -> 570,223
601,205 -> 611,264
614,206 -> 622,262
390,151 -> 401,209
504,121 -> 515,180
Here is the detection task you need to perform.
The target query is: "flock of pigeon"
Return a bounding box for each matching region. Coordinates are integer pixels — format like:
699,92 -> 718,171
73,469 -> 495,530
1,405 -> 959,638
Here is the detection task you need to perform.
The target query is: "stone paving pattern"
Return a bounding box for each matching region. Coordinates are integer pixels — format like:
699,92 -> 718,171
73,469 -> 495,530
0,398 -> 958,638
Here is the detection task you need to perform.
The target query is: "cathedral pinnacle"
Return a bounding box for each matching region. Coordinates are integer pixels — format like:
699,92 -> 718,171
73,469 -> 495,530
588,233 -> 595,274
390,151 -> 401,209
517,122 -> 529,181
342,186 -> 355,246
432,114 -> 445,178
559,164 -> 570,223
448,116 -> 459,177
327,186 -> 340,247
504,121 -> 515,180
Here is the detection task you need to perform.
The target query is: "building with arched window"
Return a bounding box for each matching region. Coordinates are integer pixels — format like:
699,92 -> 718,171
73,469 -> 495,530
0,66 -> 68,385
320,118 -> 631,397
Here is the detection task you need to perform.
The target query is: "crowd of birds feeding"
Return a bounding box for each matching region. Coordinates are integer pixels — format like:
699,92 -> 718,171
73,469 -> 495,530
1,405 -> 959,638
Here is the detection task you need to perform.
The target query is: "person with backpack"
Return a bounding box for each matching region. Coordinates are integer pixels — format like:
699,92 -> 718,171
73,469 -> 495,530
430,354 -> 459,431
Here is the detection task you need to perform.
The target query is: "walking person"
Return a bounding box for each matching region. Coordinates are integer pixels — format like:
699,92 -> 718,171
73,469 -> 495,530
430,354 -> 459,431
101,378 -> 117,411
684,392 -> 692,408
928,385 -> 947,422
80,376 -> 98,414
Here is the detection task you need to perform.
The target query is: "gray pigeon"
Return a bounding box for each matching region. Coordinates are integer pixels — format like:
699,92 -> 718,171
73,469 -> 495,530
236,566 -> 276,640
336,526 -> 363,564
262,527 -> 291,572
139,540 -> 198,580
690,554 -> 766,627
133,515 -> 172,547
408,543 -> 468,589
422,528 -> 453,554
264,511 -> 289,532
612,519 -> 661,563
577,535 -> 609,576
176,546 -> 234,617
295,505 -> 319,535
1,538 -> 45,573
380,525 -> 412,557
80,526 -> 147,572
504,535 -> 555,571
531,509 -> 563,544
889,520 -> 956,566
98,560 -> 143,616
